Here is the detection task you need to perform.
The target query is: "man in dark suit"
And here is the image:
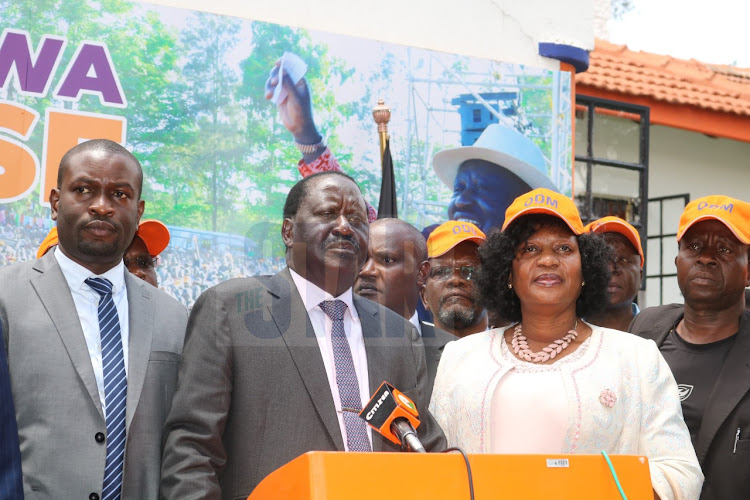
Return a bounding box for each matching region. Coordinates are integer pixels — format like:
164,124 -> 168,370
161,172 -> 446,499
0,139 -> 187,500
0,323 -> 23,500
630,195 -> 750,500
355,217 -> 455,401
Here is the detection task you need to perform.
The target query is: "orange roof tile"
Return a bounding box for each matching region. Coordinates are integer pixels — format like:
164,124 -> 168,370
575,39 -> 750,142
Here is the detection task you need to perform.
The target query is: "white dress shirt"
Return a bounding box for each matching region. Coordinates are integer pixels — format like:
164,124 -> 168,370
409,311 -> 422,336
289,268 -> 372,450
55,247 -> 129,417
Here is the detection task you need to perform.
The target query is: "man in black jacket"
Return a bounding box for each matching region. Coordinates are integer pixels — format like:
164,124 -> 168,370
355,218 -> 455,401
630,194 -> 750,500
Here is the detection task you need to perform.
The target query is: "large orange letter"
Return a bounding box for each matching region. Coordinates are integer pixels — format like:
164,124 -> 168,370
0,100 -> 39,203
41,108 -> 126,206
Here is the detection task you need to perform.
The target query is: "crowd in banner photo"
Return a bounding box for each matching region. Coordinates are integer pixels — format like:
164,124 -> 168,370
0,208 -> 285,308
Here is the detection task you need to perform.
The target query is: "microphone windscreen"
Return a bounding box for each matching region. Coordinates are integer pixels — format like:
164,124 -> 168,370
360,381 -> 420,446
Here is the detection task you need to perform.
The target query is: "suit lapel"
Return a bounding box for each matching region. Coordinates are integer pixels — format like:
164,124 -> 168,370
356,296 -> 391,452
696,312 -> 750,463
651,307 -> 682,346
269,270 -> 345,451
30,253 -> 104,418
124,274 -> 153,430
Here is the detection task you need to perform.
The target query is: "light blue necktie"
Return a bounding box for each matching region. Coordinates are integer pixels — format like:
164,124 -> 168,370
319,299 -> 371,452
86,277 -> 127,500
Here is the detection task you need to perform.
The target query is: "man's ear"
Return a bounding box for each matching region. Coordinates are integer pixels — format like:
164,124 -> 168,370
417,260 -> 430,288
136,199 -> 145,222
419,279 -> 431,313
281,218 -> 294,248
49,188 -> 60,221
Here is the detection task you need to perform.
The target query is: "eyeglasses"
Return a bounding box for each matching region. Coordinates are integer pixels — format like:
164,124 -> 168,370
429,265 -> 475,281
123,255 -> 155,269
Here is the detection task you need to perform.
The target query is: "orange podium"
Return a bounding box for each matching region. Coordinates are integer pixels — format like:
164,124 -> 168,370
248,451 -> 653,499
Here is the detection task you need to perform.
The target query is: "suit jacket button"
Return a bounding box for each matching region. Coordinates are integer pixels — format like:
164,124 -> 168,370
95,432 -> 105,443
89,493 -> 100,500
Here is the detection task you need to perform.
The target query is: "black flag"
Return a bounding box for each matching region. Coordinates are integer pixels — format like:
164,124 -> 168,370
377,139 -> 398,218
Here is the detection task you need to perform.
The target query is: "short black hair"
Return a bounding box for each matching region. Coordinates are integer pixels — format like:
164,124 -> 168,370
374,218 -> 427,262
283,171 -> 362,219
58,139 -> 143,196
477,214 -> 613,323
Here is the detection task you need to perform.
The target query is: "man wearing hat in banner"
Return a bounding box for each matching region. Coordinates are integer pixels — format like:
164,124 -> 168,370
38,219 -> 171,288
421,220 -> 488,338
630,195 -> 750,500
584,216 -> 644,332
264,60 -> 556,234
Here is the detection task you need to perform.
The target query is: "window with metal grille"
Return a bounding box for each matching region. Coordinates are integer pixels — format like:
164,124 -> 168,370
574,94 -> 650,292
645,194 -> 689,307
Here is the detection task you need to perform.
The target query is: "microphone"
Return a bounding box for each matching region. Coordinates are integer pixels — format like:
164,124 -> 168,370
359,381 -> 426,453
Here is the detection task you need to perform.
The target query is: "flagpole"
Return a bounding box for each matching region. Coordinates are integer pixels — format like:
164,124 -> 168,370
372,98 -> 390,165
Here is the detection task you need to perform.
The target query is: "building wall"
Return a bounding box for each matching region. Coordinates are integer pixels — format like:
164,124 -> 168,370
582,115 -> 750,306
646,125 -> 750,307
143,0 -> 594,70
648,125 -> 750,201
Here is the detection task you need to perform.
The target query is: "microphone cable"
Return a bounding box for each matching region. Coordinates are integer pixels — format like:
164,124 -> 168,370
442,447 -> 475,500
601,450 -> 628,500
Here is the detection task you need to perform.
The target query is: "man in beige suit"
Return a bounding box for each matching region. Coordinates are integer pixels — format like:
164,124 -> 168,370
0,139 -> 187,500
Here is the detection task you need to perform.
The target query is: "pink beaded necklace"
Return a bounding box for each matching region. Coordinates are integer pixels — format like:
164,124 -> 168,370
511,320 -> 578,363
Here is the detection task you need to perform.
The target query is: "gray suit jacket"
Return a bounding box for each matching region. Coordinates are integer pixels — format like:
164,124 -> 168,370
0,251 -> 187,500
160,268 -> 447,500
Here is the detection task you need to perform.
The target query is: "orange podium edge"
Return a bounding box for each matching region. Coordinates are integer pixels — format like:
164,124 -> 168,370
248,451 -> 653,499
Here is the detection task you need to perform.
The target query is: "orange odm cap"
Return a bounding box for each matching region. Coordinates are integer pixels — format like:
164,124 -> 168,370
136,219 -> 171,256
502,188 -> 584,235
37,226 -> 59,259
427,221 -> 486,258
677,195 -> 750,244
584,216 -> 644,268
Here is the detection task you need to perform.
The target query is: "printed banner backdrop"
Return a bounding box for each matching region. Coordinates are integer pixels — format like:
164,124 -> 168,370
0,1 -> 572,307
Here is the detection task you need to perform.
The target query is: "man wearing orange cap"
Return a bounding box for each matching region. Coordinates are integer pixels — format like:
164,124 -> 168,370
421,220 -> 488,338
36,225 -> 59,259
122,220 -> 170,288
584,216 -> 644,332
630,194 -> 750,500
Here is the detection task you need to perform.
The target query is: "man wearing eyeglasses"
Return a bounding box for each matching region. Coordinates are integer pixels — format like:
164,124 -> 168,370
421,221 -> 488,338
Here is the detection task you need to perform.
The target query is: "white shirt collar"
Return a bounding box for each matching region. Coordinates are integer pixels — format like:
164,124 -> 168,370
54,246 -> 126,294
409,311 -> 422,335
288,268 -> 359,321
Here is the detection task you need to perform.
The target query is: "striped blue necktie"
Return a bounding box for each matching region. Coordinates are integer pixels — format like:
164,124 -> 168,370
319,300 -> 371,452
86,277 -> 127,500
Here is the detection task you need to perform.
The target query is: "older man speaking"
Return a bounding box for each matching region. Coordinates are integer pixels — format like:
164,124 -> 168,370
161,171 -> 446,499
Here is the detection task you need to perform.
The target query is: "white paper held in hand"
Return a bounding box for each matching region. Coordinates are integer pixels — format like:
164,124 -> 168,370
271,52 -> 308,105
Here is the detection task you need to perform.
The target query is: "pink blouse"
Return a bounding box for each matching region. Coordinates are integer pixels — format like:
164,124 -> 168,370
489,336 -> 588,453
